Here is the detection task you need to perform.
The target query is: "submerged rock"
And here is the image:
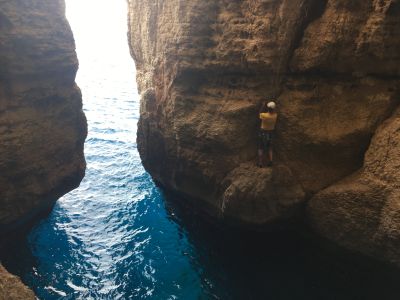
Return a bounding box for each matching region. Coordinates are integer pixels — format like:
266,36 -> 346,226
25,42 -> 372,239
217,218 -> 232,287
128,0 -> 400,265
0,0 -> 87,232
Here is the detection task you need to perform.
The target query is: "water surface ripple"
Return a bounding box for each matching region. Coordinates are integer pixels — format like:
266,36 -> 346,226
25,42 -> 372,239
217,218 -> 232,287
2,0 -> 400,299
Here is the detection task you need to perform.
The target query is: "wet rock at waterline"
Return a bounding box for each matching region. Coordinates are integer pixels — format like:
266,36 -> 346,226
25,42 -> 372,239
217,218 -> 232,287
0,264 -> 35,300
128,0 -> 400,265
0,0 -> 87,233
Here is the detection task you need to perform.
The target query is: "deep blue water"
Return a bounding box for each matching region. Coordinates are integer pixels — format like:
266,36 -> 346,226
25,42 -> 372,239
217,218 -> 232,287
1,0 -> 400,299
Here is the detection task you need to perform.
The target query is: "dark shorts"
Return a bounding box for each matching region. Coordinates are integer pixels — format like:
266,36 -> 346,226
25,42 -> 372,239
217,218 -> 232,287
258,130 -> 274,151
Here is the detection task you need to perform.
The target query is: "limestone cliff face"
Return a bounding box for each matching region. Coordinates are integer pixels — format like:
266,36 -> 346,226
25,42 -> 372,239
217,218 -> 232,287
128,0 -> 400,264
0,0 -> 87,233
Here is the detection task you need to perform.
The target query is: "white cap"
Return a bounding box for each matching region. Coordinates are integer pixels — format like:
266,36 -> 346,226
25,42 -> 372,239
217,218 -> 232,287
267,101 -> 276,109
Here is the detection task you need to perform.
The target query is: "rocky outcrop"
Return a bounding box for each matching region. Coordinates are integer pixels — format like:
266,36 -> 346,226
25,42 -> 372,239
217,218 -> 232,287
308,108 -> 400,266
221,163 -> 305,224
0,264 -> 35,300
128,0 -> 400,265
0,0 -> 87,234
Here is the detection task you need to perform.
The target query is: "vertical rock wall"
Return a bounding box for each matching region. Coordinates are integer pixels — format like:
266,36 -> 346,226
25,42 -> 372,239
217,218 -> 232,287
0,0 -> 87,233
128,0 -> 400,265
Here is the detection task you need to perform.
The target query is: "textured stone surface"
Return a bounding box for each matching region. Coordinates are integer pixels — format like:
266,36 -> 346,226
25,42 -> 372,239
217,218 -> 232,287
128,0 -> 400,263
0,264 -> 35,300
221,163 -> 305,225
308,109 -> 400,266
0,0 -> 87,232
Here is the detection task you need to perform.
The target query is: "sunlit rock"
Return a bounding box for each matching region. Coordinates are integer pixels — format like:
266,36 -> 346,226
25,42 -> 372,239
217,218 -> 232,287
0,264 -> 35,300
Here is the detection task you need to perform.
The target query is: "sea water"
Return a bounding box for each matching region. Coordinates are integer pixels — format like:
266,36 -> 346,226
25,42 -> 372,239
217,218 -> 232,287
1,0 -> 400,299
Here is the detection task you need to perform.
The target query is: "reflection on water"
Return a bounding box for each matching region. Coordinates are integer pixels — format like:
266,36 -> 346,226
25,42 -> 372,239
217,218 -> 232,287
1,0 -> 400,299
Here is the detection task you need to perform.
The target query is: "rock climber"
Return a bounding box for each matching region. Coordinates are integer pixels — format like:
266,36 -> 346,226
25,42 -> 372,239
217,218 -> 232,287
258,101 -> 278,168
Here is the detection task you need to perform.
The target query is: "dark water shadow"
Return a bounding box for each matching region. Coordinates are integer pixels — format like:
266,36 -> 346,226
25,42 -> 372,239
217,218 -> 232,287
1,187 -> 400,300
0,230 -> 39,282
0,204 -> 85,299
161,191 -> 400,300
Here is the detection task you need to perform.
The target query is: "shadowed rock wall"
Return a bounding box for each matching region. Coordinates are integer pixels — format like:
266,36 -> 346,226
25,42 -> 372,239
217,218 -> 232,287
128,0 -> 400,265
0,0 -> 87,233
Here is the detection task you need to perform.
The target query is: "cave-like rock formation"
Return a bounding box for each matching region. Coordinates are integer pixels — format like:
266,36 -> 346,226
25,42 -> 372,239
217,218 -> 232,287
128,0 -> 400,265
0,0 -> 87,234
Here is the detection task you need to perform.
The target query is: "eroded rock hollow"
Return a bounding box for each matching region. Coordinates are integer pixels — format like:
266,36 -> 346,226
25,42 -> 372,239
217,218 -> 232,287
0,0 -> 87,234
128,0 -> 400,265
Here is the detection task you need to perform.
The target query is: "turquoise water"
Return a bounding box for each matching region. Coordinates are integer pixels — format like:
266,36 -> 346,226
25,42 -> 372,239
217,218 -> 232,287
1,0 -> 400,299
